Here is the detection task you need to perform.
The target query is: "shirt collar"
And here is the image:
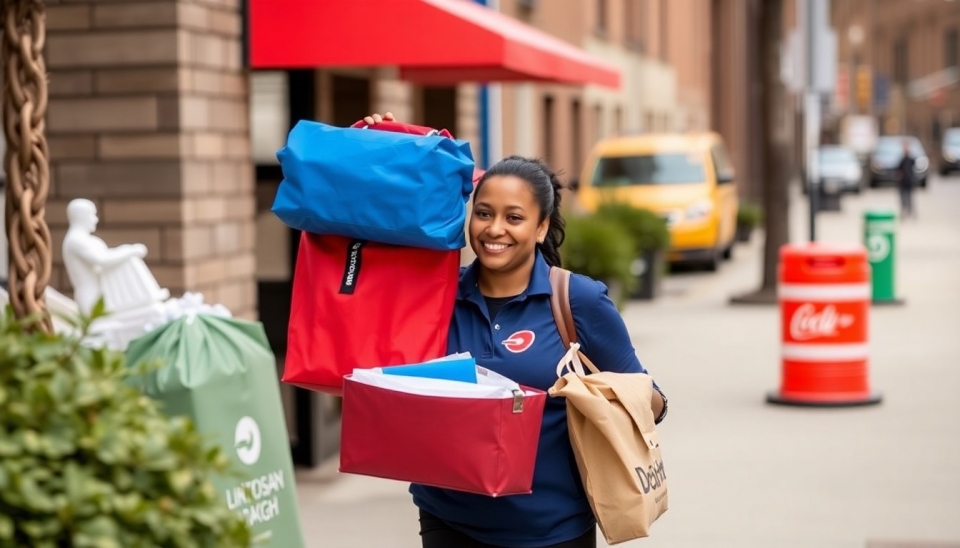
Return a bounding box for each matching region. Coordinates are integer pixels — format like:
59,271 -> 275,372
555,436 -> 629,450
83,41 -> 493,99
458,250 -> 554,303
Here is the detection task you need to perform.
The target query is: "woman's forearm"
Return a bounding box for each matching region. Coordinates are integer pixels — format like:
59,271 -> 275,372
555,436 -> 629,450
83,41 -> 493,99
651,389 -> 666,424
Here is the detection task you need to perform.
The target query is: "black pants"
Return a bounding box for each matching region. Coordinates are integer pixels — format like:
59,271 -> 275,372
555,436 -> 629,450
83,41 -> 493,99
899,187 -> 915,218
419,510 -> 596,548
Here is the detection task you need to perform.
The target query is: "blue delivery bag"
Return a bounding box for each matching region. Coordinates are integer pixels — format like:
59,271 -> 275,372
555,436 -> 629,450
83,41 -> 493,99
272,120 -> 475,250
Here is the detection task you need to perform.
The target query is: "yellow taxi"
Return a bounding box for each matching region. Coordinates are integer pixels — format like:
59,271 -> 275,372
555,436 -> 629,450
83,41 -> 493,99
575,132 -> 739,271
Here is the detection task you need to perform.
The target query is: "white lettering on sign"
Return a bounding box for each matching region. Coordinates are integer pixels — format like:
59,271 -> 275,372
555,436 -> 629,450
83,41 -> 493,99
225,469 -> 286,528
789,303 -> 855,341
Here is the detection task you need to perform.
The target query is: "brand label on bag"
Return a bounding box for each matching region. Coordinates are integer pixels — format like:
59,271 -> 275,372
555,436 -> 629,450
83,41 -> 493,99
234,416 -> 262,465
339,240 -> 366,294
225,469 -> 287,527
636,459 -> 667,495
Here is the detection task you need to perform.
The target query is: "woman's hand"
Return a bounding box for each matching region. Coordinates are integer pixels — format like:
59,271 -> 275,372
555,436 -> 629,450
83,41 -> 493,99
362,112 -> 395,126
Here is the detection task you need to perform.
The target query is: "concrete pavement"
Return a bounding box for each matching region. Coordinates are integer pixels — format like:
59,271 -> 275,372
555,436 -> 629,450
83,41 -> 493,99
294,175 -> 960,548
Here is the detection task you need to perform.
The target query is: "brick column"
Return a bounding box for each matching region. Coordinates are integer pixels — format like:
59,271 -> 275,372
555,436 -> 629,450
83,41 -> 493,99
45,0 -> 256,319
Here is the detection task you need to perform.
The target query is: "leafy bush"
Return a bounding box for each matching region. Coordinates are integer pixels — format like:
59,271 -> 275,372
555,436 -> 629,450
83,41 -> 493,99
596,202 -> 671,253
561,214 -> 636,307
737,201 -> 764,228
0,307 -> 252,548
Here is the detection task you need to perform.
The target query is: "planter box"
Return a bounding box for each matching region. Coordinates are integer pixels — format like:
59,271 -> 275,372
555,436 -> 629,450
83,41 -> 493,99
629,249 -> 665,301
735,224 -> 753,243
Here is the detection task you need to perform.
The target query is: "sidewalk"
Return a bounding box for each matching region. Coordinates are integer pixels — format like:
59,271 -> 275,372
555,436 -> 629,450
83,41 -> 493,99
294,176 -> 960,548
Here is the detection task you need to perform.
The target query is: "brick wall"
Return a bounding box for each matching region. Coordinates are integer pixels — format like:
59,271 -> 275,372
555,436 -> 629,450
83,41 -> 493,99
45,0 -> 256,319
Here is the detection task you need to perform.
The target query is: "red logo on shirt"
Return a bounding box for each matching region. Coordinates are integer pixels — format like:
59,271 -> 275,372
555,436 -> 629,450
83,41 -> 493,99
502,330 -> 536,353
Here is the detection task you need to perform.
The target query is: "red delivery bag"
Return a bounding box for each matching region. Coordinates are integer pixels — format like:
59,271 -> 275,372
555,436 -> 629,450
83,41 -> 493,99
282,233 -> 460,394
339,371 -> 546,496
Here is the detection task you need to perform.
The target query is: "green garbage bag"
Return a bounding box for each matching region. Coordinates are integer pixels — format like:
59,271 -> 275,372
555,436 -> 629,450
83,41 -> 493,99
126,314 -> 306,547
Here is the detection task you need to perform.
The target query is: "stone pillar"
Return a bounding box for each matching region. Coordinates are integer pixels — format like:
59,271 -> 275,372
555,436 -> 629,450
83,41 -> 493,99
45,0 -> 256,319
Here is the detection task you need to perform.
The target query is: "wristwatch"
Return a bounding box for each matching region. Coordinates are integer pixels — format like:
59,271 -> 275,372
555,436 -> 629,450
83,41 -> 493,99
654,389 -> 668,424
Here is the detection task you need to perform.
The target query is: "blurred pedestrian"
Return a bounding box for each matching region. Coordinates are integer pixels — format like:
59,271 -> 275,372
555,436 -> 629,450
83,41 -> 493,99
897,139 -> 918,219
360,113 -> 669,548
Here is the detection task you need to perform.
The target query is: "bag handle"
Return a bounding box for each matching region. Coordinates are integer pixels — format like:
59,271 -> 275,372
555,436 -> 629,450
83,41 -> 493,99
349,119 -> 454,139
549,267 -> 600,376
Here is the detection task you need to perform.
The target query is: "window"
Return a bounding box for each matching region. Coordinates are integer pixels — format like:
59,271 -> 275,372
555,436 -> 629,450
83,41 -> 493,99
711,144 -> 736,182
644,111 -> 655,132
592,153 -> 706,186
516,0 -> 536,19
894,38 -> 909,84
659,0 -> 668,61
946,28 -> 958,69
249,72 -> 290,165
543,95 -> 554,162
594,104 -> 604,141
596,0 -> 607,35
625,0 -> 645,50
571,99 -> 582,173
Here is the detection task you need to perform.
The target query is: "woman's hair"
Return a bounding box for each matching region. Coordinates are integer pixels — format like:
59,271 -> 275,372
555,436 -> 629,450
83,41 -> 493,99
475,156 -> 566,267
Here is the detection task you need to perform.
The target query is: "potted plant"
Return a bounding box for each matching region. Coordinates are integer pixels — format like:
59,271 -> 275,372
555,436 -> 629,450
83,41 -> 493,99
736,201 -> 763,243
0,307 -> 252,547
596,202 -> 671,301
561,214 -> 636,309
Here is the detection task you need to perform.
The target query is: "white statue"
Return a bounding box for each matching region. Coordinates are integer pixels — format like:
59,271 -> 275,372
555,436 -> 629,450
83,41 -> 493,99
62,199 -> 169,316
60,198 -> 231,350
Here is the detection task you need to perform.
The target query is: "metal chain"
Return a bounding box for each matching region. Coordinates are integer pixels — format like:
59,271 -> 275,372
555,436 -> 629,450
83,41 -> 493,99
3,0 -> 52,332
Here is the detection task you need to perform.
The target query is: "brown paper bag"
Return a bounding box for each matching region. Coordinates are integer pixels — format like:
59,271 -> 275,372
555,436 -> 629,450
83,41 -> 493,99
547,266 -> 667,544
550,364 -> 668,544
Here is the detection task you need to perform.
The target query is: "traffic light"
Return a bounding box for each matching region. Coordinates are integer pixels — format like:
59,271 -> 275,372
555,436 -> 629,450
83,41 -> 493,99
856,65 -> 872,110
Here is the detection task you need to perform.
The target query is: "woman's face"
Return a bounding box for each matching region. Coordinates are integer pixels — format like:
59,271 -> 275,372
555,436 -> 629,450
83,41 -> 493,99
469,175 -> 549,274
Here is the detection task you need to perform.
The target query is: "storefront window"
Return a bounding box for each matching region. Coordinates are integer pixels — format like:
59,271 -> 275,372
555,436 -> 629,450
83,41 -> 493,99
249,71 -> 290,165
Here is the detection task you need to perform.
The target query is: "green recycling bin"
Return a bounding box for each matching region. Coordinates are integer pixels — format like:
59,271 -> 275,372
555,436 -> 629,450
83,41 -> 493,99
864,210 -> 903,304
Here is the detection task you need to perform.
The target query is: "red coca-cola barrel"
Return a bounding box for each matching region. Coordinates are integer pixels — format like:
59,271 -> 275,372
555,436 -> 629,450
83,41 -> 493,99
768,243 -> 882,407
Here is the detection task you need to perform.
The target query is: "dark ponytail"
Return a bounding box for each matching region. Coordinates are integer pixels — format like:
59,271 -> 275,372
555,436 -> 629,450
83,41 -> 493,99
475,156 -> 566,267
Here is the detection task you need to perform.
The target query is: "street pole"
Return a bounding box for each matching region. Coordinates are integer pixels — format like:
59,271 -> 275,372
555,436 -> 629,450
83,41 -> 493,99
803,0 -> 824,242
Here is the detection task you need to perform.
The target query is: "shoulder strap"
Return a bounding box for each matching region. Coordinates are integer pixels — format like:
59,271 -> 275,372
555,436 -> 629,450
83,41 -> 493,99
549,267 -> 601,375
549,267 -> 577,348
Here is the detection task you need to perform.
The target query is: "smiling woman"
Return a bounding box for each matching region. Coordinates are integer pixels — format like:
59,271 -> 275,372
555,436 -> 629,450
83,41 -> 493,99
411,155 -> 667,548
469,156 -> 563,297
357,114 -> 666,548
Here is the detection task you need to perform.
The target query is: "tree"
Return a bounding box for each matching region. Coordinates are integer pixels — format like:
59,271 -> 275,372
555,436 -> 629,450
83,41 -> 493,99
731,0 -> 791,304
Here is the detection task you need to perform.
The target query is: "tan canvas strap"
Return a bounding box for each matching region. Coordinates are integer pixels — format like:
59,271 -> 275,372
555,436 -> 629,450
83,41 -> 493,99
549,267 -> 577,348
549,267 -> 599,375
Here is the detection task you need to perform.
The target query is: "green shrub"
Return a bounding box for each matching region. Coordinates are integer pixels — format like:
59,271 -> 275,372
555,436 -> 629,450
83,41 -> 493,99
737,201 -> 764,227
561,214 -> 636,307
596,202 -> 671,254
0,306 -> 252,548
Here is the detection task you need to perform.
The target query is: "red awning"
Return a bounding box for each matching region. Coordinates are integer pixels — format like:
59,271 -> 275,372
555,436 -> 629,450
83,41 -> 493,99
249,0 -> 620,88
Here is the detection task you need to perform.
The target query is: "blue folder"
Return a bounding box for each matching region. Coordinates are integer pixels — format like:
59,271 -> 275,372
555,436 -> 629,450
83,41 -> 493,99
380,358 -> 478,384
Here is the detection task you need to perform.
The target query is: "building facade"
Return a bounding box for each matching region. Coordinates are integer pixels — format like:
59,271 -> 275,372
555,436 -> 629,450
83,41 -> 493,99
495,0 -> 714,185
831,0 -> 960,156
2,0 -> 760,468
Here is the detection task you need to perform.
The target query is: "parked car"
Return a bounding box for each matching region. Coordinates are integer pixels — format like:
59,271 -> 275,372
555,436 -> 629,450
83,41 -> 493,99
574,132 -> 738,271
868,135 -> 929,188
818,145 -> 864,194
939,127 -> 960,175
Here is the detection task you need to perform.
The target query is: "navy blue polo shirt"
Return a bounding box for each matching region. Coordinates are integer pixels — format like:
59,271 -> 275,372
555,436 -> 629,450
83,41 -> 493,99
410,251 -> 653,547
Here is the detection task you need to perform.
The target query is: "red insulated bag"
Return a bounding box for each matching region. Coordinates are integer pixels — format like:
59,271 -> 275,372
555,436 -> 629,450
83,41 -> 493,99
282,233 -> 460,395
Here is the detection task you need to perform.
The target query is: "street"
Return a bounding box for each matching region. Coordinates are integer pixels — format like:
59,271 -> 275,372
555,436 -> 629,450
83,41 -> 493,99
294,176 -> 960,548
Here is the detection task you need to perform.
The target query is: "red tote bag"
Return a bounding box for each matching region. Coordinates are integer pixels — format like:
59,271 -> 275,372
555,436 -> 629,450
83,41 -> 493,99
282,233 -> 460,395
340,375 -> 546,497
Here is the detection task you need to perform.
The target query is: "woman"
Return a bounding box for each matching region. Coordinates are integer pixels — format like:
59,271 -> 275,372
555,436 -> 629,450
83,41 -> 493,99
364,113 -> 667,548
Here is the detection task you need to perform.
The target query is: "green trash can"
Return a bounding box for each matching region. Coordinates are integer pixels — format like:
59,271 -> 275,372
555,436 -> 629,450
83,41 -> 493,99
864,210 -> 904,305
